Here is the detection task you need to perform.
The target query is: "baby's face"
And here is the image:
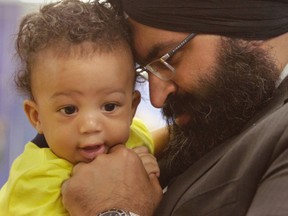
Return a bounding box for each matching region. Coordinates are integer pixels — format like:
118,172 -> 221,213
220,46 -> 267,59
25,45 -> 139,164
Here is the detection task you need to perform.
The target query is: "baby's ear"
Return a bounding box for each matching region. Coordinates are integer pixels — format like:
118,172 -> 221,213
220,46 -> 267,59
130,90 -> 141,121
23,99 -> 43,134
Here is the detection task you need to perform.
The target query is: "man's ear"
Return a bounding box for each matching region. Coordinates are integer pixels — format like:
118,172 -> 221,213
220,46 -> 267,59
23,99 -> 43,134
130,90 -> 141,122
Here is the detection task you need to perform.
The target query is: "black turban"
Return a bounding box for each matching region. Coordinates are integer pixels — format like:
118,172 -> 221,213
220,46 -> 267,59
121,0 -> 288,39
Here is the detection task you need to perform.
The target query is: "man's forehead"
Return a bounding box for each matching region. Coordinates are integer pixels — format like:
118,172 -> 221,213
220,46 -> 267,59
128,18 -> 187,64
128,19 -> 161,63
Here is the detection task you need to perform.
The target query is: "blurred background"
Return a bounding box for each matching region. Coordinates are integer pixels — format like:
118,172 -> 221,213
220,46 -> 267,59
0,0 -> 165,187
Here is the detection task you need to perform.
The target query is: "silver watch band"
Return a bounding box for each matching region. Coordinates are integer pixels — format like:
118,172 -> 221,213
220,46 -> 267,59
97,208 -> 140,216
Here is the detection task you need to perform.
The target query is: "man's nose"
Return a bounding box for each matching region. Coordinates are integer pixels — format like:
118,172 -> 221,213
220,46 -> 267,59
148,73 -> 177,108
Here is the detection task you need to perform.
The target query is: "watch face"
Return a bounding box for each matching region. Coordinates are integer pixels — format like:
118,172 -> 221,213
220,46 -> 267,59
99,209 -> 129,216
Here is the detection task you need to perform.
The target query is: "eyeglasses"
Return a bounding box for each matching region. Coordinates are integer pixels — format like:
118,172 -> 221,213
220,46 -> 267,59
136,33 -> 196,81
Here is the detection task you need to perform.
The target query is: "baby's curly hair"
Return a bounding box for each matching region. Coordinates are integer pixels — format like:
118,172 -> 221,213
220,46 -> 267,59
15,0 -> 132,99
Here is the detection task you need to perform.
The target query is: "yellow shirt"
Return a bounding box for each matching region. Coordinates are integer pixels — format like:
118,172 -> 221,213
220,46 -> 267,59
0,118 -> 153,215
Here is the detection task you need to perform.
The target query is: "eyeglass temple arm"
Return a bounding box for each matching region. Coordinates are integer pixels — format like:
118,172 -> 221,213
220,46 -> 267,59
163,33 -> 196,59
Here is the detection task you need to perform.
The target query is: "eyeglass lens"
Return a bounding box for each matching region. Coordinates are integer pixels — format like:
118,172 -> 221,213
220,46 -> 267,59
146,60 -> 175,80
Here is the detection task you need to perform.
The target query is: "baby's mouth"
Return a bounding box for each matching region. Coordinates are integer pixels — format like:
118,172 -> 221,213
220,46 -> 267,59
79,144 -> 106,162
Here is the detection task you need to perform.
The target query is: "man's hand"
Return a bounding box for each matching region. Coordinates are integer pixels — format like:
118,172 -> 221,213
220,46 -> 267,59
133,146 -> 160,177
62,145 -> 163,216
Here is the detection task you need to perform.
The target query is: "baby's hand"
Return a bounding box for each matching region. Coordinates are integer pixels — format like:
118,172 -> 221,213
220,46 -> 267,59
133,146 -> 160,177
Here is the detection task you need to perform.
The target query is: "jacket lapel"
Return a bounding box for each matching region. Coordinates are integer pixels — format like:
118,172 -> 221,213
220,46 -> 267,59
156,136 -> 234,215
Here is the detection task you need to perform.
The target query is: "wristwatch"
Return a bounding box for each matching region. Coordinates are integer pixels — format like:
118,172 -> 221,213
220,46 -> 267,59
97,208 -> 139,216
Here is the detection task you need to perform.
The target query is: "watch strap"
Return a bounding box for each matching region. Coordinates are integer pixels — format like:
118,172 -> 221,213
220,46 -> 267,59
97,208 -> 139,216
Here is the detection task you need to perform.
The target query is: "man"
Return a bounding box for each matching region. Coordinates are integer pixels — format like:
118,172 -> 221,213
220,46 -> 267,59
61,0 -> 288,215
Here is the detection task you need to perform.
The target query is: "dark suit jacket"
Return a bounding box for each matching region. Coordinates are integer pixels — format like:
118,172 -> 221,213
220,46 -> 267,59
156,77 -> 288,216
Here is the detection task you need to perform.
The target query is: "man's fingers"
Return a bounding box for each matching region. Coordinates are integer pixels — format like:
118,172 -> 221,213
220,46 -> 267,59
149,174 -> 163,204
70,161 -> 86,174
62,180 -> 67,193
108,144 -> 126,153
133,146 -> 149,154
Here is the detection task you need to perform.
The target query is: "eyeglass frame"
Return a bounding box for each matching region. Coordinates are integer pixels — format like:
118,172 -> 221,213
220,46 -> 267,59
136,33 -> 196,81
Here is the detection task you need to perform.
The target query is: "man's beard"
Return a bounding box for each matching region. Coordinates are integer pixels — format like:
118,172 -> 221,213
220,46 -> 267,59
159,38 -> 280,179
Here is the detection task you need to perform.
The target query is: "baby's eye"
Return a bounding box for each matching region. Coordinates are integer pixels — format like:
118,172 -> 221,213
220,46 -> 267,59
59,106 -> 78,115
104,103 -> 117,112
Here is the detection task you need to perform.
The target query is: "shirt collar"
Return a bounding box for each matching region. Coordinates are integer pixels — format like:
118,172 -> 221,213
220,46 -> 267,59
276,64 -> 288,87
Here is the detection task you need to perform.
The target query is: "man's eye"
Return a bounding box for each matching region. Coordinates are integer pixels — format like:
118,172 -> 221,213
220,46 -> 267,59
104,103 -> 117,112
60,106 -> 78,115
